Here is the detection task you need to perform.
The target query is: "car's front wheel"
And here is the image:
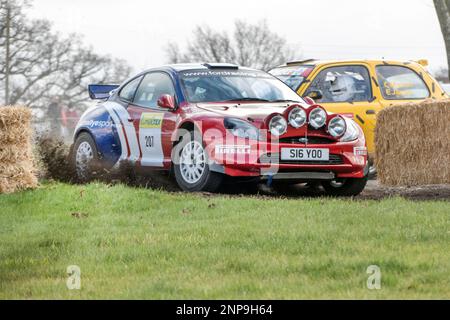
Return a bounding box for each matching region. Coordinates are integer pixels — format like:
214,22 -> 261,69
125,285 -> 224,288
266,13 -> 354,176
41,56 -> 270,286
72,132 -> 100,182
321,175 -> 368,197
172,131 -> 223,192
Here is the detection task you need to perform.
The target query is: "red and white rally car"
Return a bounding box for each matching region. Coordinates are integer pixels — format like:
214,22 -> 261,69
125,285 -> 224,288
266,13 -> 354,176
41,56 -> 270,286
73,63 -> 368,196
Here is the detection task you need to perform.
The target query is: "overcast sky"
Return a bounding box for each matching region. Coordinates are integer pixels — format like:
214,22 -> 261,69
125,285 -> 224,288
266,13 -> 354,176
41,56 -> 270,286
27,0 -> 447,73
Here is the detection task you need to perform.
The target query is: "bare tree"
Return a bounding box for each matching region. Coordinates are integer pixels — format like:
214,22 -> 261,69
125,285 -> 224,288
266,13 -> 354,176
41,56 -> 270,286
434,0 -> 450,79
60,47 -> 131,108
433,66 -> 449,82
0,0 -> 30,105
166,42 -> 184,64
0,0 -> 131,112
167,20 -> 299,71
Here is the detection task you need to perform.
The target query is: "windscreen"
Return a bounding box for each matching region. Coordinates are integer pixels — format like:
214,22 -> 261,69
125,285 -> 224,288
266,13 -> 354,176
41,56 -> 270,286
269,65 -> 315,91
179,69 -> 303,103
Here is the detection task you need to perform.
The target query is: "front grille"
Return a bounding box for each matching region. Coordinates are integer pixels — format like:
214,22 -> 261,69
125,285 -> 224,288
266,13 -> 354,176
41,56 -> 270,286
279,136 -> 335,144
259,153 -> 344,165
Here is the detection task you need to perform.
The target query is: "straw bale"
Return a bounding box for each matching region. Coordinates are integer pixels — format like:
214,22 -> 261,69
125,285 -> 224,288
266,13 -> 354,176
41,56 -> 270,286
0,106 -> 38,193
0,161 -> 38,193
375,99 -> 450,186
0,106 -> 32,144
0,143 -> 32,163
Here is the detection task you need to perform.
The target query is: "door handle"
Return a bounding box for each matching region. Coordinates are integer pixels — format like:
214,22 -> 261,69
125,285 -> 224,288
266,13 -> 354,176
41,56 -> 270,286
366,109 -> 376,115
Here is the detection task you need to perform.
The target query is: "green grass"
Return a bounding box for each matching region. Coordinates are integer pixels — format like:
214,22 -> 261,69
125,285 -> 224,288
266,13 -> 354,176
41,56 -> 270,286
0,182 -> 449,299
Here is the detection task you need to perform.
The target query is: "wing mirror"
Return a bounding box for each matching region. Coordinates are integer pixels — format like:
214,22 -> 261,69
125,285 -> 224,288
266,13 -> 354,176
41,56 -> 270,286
305,90 -> 323,101
303,96 -> 315,105
157,94 -> 176,110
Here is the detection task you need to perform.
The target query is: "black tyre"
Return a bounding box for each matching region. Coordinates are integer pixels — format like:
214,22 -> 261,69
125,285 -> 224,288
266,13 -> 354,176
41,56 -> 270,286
321,175 -> 368,197
368,157 -> 377,179
71,132 -> 100,182
368,166 -> 377,179
172,131 -> 223,192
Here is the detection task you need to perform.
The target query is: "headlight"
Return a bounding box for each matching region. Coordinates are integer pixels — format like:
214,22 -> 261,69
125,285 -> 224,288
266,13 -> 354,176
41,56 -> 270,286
288,107 -> 307,128
268,115 -> 287,136
309,107 -> 327,129
340,119 -> 359,142
327,116 -> 346,138
223,118 -> 259,140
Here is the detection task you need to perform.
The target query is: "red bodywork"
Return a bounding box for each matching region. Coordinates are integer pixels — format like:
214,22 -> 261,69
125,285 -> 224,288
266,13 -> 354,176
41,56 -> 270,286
127,100 -> 367,179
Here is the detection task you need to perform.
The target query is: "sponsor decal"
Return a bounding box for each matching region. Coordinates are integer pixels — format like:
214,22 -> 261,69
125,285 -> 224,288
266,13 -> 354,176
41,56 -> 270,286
354,146 -> 367,156
215,145 -> 251,155
140,113 -> 163,129
383,80 -> 415,97
181,70 -> 272,79
139,113 -> 164,167
83,120 -> 112,128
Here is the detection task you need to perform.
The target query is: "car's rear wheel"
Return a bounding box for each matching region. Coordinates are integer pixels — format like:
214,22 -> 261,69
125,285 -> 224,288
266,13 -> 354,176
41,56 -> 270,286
172,131 -> 223,192
321,175 -> 368,197
72,132 -> 100,182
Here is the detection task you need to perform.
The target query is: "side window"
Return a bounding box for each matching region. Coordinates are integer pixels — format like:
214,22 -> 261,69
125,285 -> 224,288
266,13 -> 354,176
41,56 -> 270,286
133,72 -> 175,108
119,76 -> 142,102
376,65 -> 429,100
269,65 -> 315,91
306,66 -> 372,103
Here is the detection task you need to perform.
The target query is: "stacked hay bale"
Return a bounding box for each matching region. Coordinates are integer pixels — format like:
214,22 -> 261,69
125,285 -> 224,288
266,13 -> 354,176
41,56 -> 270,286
375,99 -> 450,186
0,106 -> 38,193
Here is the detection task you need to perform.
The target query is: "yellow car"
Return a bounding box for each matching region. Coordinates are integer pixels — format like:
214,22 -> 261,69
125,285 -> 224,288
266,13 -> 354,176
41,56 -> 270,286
270,59 -> 448,174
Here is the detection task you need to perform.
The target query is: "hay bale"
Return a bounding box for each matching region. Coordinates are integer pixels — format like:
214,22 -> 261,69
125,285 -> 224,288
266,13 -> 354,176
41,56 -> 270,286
375,99 -> 450,186
0,106 -> 32,144
0,106 -> 38,193
0,143 -> 32,163
0,161 -> 37,193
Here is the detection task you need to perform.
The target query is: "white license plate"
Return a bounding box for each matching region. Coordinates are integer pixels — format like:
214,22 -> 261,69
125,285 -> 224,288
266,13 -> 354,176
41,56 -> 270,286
281,148 -> 329,161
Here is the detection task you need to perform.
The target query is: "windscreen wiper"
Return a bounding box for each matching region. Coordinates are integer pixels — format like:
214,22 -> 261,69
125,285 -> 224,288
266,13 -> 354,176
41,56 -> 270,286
269,99 -> 302,103
223,97 -> 272,102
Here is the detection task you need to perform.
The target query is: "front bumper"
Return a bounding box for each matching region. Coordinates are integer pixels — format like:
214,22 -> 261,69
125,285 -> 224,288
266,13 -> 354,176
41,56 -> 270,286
207,139 -> 368,179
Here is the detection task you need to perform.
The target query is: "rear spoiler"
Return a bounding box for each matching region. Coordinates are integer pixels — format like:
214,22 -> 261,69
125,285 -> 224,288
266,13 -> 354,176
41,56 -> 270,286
88,84 -> 120,99
416,59 -> 428,67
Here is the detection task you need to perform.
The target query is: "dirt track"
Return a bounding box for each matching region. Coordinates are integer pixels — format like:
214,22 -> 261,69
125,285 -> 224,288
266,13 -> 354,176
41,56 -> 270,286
358,180 -> 450,201
217,179 -> 450,201
274,180 -> 450,201
135,172 -> 450,200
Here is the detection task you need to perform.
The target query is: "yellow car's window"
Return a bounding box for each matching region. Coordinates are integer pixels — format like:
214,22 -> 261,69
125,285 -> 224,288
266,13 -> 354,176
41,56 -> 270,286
305,65 -> 372,103
375,65 -> 429,100
269,65 -> 315,91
